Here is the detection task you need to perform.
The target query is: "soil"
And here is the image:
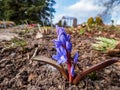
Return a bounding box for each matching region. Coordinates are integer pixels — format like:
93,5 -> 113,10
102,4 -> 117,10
0,26 -> 120,90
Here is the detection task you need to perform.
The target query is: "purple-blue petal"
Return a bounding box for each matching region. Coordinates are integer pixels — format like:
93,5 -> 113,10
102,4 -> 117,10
73,52 -> 79,64
52,54 -> 67,64
52,55 -> 60,61
66,41 -> 72,52
71,66 -> 75,77
67,34 -> 71,41
59,33 -> 67,45
56,26 -> 65,36
53,40 -> 62,48
60,55 -> 67,63
56,25 -> 60,35
52,46 -> 67,64
56,48 -> 61,54
59,46 -> 66,55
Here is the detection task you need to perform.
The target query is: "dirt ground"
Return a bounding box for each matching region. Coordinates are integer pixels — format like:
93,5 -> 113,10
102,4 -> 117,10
0,26 -> 120,90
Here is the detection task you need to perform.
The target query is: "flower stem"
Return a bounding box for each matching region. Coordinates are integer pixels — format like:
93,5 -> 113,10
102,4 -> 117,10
68,62 -> 72,83
66,48 -> 73,83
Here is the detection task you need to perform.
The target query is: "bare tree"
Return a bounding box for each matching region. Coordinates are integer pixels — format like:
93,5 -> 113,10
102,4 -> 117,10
97,0 -> 120,23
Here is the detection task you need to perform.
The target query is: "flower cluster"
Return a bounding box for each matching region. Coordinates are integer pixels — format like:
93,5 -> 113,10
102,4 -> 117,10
52,26 -> 78,82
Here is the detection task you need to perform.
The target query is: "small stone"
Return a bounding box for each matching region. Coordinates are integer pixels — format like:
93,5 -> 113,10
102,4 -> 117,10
49,86 -> 57,90
105,69 -> 111,74
36,32 -> 43,39
58,85 -> 63,89
28,73 -> 37,82
78,81 -> 85,88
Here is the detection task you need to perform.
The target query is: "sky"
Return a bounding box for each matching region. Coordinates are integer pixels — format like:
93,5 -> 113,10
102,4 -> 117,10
53,0 -> 120,25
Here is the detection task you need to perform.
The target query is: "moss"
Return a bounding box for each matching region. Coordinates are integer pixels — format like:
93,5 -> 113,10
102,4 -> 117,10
11,38 -> 27,47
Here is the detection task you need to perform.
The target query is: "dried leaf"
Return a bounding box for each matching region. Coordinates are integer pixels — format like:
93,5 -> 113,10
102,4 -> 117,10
32,56 -> 68,80
73,58 -> 120,85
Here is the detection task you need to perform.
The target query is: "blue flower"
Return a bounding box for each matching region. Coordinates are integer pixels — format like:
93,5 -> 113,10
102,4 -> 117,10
52,26 -> 73,64
52,46 -> 67,64
73,52 -> 79,64
52,26 -> 80,80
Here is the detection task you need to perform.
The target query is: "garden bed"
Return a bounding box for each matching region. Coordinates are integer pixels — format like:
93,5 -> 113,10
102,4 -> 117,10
0,26 -> 120,90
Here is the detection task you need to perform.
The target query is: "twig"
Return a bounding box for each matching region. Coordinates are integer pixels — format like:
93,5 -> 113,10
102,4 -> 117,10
1,46 -> 12,53
30,47 -> 38,60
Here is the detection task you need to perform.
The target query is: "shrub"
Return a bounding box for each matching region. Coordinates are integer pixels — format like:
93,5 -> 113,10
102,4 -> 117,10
87,17 -> 95,27
57,20 -> 62,27
63,20 -> 67,27
95,16 -> 103,25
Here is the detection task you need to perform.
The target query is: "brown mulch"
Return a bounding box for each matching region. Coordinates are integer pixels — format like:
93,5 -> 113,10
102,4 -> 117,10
0,27 -> 120,90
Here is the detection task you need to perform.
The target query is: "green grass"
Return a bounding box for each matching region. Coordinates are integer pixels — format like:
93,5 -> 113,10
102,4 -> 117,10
11,38 -> 27,47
